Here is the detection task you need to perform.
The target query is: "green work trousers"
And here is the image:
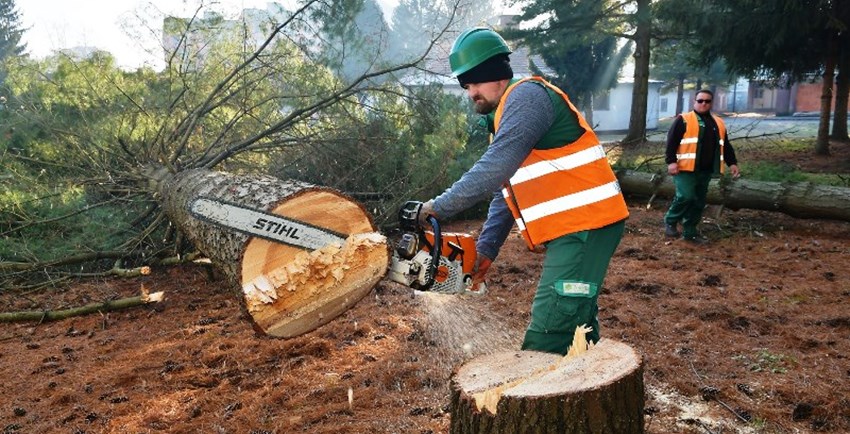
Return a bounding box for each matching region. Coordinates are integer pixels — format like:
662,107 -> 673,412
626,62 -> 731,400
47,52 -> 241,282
665,171 -> 713,238
521,219 -> 625,355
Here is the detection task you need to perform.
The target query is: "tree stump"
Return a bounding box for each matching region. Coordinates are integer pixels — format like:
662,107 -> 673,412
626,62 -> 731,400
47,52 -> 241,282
449,338 -> 644,434
156,168 -> 390,338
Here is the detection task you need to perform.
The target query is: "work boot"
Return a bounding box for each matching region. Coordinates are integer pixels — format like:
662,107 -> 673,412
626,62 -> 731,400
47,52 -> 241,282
664,223 -> 680,238
682,235 -> 710,245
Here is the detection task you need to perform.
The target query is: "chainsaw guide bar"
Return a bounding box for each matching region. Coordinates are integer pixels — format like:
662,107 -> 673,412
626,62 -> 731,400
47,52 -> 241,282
189,197 -> 347,251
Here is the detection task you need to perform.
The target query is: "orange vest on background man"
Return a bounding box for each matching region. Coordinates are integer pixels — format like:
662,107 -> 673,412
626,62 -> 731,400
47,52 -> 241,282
676,111 -> 727,173
493,77 -> 629,251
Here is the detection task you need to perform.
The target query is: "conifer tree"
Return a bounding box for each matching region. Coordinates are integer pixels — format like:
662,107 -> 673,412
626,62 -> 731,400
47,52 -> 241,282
508,0 -> 653,145
0,0 -> 26,83
662,0 -> 850,154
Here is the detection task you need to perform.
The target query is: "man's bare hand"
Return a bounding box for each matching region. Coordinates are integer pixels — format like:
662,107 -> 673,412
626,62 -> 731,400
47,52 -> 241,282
729,164 -> 740,178
417,200 -> 437,228
667,162 -> 679,176
472,254 -> 492,286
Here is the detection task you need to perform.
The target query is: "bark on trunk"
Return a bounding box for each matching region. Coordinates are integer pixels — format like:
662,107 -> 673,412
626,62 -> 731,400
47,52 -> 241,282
617,169 -> 850,222
816,32 -> 836,155
622,0 -> 651,146
675,75 -> 685,116
153,167 -> 390,338
832,53 -> 849,141
449,339 -> 644,434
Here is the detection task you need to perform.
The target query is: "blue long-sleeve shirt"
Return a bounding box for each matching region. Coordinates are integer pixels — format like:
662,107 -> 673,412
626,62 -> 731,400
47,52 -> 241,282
432,82 -> 556,260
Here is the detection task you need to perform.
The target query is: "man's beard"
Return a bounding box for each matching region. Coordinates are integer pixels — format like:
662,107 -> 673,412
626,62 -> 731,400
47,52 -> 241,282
473,98 -> 498,114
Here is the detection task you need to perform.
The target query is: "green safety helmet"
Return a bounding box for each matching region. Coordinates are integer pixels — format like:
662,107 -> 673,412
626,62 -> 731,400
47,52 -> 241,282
449,27 -> 512,77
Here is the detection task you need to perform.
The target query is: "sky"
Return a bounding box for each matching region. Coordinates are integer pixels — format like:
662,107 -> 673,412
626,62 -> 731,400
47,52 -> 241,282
17,0 -> 402,70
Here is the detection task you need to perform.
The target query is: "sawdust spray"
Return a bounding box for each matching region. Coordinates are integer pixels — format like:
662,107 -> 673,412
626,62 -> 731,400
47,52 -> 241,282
413,291 -> 522,365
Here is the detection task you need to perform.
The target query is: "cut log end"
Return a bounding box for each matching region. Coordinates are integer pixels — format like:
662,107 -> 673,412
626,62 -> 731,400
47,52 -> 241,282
471,324 -> 596,414
450,337 -> 645,434
163,171 -> 390,339
242,232 -> 389,338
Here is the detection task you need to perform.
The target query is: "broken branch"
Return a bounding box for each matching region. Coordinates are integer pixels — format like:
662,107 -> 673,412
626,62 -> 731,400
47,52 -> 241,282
0,288 -> 165,323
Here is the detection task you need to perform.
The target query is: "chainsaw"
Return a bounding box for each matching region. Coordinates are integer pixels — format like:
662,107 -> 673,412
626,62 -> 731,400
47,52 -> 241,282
188,197 -> 484,295
387,201 -> 485,295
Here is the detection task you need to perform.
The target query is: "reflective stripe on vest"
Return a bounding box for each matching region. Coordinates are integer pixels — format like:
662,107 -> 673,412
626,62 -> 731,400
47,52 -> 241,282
494,77 -> 629,250
510,144 -> 607,184
677,111 -> 727,174
516,180 -> 623,223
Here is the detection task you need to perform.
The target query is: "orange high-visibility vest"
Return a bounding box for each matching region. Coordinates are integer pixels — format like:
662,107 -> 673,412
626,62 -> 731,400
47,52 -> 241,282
494,77 -> 629,250
677,111 -> 727,173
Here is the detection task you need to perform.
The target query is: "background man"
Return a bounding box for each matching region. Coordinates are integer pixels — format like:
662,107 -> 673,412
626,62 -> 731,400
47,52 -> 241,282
664,90 -> 740,244
416,27 -> 629,355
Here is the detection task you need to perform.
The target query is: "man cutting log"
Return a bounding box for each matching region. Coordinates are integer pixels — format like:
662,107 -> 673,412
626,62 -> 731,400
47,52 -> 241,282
415,27 -> 629,355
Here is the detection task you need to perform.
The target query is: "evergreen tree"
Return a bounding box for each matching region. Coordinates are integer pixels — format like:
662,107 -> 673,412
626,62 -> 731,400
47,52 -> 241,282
662,0 -> 850,154
308,0 -> 393,83
390,0 -> 446,61
388,0 -> 494,62
507,0 -> 654,145
506,21 -> 623,119
0,0 -> 26,84
650,39 -> 735,116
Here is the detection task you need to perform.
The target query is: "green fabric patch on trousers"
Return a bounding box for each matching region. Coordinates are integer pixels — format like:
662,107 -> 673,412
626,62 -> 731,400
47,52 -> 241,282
554,280 -> 597,297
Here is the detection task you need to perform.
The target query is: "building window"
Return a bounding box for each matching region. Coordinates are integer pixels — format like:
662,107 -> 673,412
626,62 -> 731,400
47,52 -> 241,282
595,91 -> 610,111
660,97 -> 668,112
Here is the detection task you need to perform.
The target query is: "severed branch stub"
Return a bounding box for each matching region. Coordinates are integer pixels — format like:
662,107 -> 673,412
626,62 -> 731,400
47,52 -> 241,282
450,326 -> 645,434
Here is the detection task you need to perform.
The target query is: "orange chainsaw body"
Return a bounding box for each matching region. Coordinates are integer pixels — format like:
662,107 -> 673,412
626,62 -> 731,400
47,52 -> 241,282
421,231 -> 477,276
388,201 -> 485,294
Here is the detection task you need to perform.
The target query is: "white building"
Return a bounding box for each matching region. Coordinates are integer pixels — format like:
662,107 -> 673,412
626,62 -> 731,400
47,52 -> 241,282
594,80 -> 663,132
657,89 -> 694,119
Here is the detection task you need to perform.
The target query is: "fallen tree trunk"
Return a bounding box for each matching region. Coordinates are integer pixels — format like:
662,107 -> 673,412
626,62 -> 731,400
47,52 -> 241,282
151,167 -> 390,338
616,169 -> 850,222
449,338 -> 644,434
